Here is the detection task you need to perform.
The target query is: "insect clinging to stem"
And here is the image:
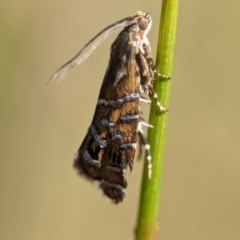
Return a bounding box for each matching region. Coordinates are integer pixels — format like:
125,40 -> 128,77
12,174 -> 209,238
49,11 -> 169,203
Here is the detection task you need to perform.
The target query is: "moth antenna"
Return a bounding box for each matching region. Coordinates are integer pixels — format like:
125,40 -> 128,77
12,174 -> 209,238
48,12 -> 146,84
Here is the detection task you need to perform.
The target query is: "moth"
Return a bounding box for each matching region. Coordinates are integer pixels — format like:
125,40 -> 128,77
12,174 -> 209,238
49,11 -> 168,203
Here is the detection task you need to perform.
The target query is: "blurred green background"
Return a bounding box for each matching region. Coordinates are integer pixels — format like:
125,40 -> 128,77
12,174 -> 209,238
1,1 -> 240,240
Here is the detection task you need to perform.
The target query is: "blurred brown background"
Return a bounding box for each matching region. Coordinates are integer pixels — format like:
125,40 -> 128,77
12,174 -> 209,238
1,1 -> 240,240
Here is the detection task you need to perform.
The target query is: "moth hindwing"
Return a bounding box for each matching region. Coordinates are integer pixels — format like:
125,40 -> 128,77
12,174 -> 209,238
50,11 -> 169,204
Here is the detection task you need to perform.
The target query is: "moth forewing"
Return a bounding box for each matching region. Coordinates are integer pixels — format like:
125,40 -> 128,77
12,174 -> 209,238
50,11 -> 168,203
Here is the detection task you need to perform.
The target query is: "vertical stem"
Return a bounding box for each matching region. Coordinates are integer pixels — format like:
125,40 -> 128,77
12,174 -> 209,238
135,1 -> 179,240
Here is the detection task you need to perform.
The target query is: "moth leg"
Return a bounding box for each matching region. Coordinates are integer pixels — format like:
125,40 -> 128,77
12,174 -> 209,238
139,95 -> 151,104
146,57 -> 170,80
148,85 -> 168,112
136,52 -> 168,112
138,123 -> 152,178
137,118 -> 153,160
141,42 -> 170,80
151,66 -> 170,80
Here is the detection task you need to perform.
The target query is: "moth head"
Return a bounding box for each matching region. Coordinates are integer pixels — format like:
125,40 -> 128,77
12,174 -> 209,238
135,11 -> 152,38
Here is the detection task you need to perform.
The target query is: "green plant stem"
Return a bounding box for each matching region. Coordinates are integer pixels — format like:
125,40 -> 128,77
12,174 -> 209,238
135,1 -> 179,240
